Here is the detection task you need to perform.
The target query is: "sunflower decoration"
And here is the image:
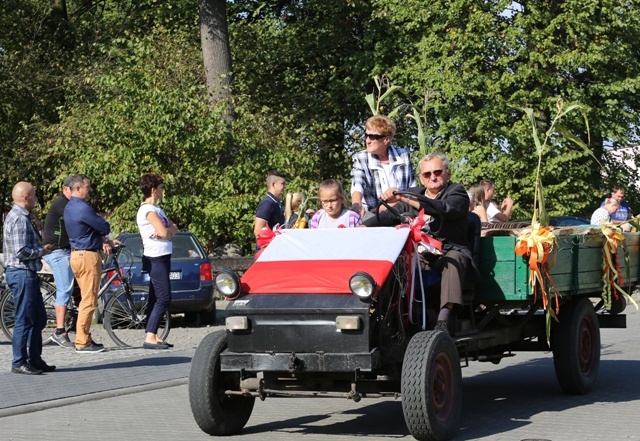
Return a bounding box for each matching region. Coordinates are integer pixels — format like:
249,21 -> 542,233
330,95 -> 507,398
600,221 -> 637,312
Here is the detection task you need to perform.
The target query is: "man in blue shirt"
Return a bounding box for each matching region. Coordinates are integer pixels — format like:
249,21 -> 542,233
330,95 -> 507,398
601,186 -> 632,223
64,174 -> 116,353
3,181 -> 55,374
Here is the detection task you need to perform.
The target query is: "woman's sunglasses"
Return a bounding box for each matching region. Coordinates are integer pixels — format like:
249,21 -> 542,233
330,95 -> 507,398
365,133 -> 388,140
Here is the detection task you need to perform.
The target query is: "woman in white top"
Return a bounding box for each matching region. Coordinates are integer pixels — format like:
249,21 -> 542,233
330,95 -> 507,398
480,179 -> 513,223
136,174 -> 179,349
591,198 -> 620,225
468,184 -> 488,222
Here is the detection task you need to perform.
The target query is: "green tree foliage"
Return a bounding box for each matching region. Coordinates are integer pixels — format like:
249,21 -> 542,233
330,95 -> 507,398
0,0 -> 72,186
5,0 -> 640,254
27,22 -> 321,250
373,0 -> 640,219
228,0 -> 378,176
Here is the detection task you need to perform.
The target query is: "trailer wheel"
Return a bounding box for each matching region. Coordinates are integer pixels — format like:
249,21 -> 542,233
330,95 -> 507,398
551,297 -> 600,395
401,330 -> 462,441
189,330 -> 255,435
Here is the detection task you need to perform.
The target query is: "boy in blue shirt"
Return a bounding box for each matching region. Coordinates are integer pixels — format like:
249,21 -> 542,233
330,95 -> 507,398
253,171 -> 286,245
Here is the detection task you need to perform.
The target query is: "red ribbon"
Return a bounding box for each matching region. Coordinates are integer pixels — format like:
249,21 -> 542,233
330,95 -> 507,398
255,225 -> 285,258
397,209 -> 442,253
395,209 -> 443,325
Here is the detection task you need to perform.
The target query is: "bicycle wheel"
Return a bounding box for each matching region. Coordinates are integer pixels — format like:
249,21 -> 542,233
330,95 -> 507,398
103,286 -> 171,347
0,280 -> 58,344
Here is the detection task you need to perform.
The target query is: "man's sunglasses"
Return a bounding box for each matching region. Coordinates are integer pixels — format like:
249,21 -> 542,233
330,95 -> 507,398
365,133 -> 388,140
421,169 -> 444,178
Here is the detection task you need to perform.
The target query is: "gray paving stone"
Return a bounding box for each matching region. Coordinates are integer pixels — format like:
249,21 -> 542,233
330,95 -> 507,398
1,304 -> 640,440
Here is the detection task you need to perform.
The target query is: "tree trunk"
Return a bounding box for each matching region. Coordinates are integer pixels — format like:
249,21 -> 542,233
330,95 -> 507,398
198,0 -> 233,111
50,0 -> 68,21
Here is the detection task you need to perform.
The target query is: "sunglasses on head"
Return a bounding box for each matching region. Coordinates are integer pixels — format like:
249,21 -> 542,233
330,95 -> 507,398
421,169 -> 444,179
365,133 -> 388,140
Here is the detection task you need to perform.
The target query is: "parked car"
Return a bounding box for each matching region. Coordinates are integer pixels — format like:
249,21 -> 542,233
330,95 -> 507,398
549,215 -> 590,226
100,231 -> 216,324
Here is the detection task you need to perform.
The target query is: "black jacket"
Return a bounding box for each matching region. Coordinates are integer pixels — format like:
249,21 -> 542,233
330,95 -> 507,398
364,182 -> 470,253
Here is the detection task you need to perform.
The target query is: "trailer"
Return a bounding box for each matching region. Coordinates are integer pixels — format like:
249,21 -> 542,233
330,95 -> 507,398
188,220 -> 638,441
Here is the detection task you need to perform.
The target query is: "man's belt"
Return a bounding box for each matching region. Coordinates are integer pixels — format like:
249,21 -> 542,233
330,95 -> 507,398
71,249 -> 101,252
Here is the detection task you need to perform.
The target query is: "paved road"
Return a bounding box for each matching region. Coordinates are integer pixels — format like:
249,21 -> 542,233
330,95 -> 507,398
2,306 -> 640,441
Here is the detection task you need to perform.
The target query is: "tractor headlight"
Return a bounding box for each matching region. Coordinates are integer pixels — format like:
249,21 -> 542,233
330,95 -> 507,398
215,270 -> 240,299
349,272 -> 376,298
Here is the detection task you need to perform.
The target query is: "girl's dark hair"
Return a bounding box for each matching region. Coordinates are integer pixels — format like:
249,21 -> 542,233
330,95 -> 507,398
140,174 -> 163,198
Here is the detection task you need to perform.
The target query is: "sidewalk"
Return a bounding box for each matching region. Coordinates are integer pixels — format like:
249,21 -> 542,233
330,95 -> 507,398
0,348 -> 194,417
0,301 -> 228,417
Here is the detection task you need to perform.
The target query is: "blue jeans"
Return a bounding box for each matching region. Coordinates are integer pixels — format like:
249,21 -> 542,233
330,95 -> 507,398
43,249 -> 74,306
6,268 -> 46,368
142,254 -> 172,334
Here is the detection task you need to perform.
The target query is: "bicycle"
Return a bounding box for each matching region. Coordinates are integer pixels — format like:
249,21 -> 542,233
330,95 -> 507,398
0,245 -> 171,347
0,267 -> 60,345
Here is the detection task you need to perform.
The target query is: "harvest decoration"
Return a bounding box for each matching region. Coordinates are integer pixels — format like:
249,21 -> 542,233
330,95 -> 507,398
512,99 -> 594,344
599,222 -> 638,312
514,223 -> 559,343
292,200 -> 308,229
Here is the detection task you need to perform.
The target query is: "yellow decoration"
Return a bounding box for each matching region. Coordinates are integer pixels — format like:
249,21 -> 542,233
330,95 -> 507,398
514,223 -> 559,344
600,222 -> 638,312
293,216 -> 307,229
514,223 -> 558,310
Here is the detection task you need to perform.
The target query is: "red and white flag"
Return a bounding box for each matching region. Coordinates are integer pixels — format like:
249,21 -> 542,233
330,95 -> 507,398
241,228 -> 410,294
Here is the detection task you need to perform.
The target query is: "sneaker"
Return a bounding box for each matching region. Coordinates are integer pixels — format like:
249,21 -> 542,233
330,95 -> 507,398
51,332 -> 74,348
76,342 -> 106,353
11,362 -> 43,375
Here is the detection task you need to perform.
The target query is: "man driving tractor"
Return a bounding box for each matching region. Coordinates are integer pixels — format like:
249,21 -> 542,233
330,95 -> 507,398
361,152 -> 476,335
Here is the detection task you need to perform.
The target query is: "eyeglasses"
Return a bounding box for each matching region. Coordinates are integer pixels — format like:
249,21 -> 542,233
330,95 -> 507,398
365,133 -> 388,140
320,198 -> 339,205
421,169 -> 444,179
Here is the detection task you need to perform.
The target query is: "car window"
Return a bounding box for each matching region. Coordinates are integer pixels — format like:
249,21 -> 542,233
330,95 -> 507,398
172,235 -> 205,260
120,234 -> 205,262
122,235 -> 142,263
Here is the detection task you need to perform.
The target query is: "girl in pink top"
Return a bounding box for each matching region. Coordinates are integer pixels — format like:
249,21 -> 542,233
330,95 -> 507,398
310,179 -> 362,228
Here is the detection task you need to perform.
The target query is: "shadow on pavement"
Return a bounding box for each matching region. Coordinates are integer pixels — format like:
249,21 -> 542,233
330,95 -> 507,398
56,355 -> 192,372
238,356 -> 640,440
245,400 -> 408,437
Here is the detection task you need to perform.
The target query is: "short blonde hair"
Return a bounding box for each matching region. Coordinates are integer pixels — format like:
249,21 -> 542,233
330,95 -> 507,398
606,197 -> 620,208
365,115 -> 396,137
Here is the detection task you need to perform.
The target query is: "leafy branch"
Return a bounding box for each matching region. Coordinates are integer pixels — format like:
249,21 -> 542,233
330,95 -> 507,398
404,90 -> 439,157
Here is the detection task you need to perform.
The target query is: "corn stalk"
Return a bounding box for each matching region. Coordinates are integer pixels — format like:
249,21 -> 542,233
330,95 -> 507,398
511,99 -> 595,226
365,75 -> 407,118
511,99 -> 596,344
